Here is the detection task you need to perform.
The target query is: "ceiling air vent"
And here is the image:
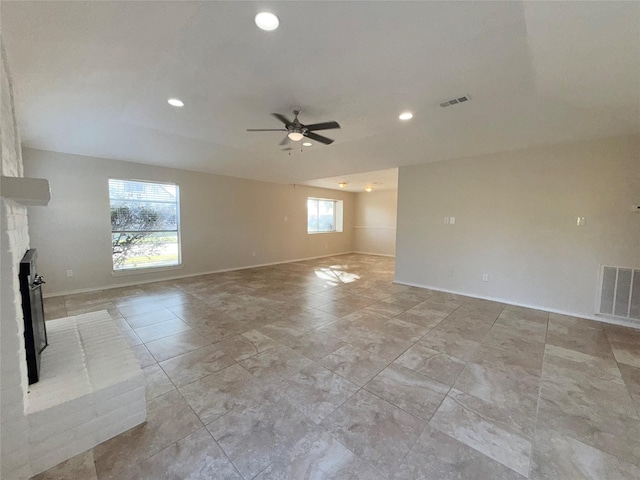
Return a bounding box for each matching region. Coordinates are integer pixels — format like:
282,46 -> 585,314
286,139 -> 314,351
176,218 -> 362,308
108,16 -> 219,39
440,96 -> 470,108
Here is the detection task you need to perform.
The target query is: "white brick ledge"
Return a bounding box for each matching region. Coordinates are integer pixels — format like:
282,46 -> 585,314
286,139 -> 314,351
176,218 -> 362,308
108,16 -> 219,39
26,310 -> 146,476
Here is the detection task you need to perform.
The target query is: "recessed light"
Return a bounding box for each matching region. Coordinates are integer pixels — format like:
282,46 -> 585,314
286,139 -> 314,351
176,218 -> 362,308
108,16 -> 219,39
167,98 -> 184,107
365,186 -> 373,193
303,142 -> 312,147
255,12 -> 279,31
338,182 -> 347,188
399,112 -> 413,121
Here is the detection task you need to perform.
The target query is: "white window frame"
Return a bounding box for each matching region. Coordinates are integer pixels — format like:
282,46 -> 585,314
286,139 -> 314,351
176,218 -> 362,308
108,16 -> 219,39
307,197 -> 344,234
109,178 -> 182,274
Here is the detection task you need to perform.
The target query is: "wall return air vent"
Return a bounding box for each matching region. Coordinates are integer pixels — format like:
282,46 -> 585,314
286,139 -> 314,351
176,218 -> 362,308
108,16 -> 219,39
599,266 -> 640,321
440,95 -> 469,108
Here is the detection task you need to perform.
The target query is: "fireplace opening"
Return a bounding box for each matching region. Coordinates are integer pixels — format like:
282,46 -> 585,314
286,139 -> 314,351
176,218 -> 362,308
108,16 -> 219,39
19,248 -> 48,385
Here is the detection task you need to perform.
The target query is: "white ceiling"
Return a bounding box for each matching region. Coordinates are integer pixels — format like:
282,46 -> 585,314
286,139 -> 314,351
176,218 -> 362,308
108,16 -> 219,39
2,1 -> 639,187
301,168 -> 398,193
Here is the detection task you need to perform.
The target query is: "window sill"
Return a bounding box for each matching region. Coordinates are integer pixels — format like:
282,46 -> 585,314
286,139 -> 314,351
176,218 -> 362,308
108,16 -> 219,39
112,264 -> 183,277
307,231 -> 343,235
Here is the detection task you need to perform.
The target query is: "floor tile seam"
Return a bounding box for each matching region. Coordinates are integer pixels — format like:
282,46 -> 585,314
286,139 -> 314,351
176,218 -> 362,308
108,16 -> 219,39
394,350 -> 468,387
412,347 -> 471,388
445,390 -> 536,446
390,414 -> 431,479
139,424 -> 227,475
621,366 -> 640,419
142,329 -> 211,355
532,423 -> 640,472
200,425 -> 247,480
134,322 -> 194,343
163,376 -> 207,431
141,364 -> 178,402
412,312 -> 458,344
601,328 -> 639,412
561,420 -> 640,466
528,312 -> 550,479
361,380 -> 445,425
314,386 -> 409,480
116,304 -> 169,318
426,420 -> 529,478
458,355 -> 544,400
169,357 -> 243,392
156,347 -> 238,389
471,305 -> 511,347
123,311 -> 180,330
249,462 -> 271,480
317,385 -> 366,431
317,362 -> 376,389
466,341 -> 546,377
124,401 -> 207,469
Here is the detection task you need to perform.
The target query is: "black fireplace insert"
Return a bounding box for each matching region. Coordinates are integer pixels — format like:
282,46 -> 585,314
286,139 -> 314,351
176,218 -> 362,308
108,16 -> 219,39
19,249 -> 48,385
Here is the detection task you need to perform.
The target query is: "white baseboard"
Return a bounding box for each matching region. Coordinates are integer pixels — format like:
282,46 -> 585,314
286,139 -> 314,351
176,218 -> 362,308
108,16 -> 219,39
393,279 -> 640,330
44,251 -> 357,298
351,251 -> 395,258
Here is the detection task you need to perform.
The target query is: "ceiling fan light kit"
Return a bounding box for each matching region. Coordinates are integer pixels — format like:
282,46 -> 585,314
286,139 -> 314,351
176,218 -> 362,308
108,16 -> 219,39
287,132 -> 304,141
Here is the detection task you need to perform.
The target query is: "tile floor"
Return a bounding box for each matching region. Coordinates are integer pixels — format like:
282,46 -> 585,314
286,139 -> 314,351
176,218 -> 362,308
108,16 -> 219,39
36,254 -> 640,479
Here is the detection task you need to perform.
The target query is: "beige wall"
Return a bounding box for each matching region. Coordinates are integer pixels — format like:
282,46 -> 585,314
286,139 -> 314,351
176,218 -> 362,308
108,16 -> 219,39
23,149 -> 355,295
395,135 -> 640,321
353,189 -> 397,256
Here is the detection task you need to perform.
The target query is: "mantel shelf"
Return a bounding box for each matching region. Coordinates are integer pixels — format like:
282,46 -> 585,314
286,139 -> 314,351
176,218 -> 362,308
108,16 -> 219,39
0,175 -> 50,206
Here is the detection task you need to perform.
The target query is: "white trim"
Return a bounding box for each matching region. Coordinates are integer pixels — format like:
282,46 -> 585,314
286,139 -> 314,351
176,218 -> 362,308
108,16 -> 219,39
352,226 -> 396,230
44,251 -> 355,298
351,251 -> 395,258
393,278 -> 640,330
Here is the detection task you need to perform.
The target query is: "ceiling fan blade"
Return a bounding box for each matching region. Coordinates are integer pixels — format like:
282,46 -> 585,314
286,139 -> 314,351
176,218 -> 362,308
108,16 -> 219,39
278,135 -> 289,146
305,131 -> 334,145
246,129 -> 287,132
271,113 -> 292,126
305,121 -> 341,131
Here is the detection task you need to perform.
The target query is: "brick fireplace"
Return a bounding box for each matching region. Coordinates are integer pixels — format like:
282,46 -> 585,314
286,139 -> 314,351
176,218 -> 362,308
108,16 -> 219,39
1,40 -> 145,479
1,39 -> 33,480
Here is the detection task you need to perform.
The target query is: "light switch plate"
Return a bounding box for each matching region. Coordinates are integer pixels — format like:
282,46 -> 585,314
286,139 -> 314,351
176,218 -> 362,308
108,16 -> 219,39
577,216 -> 586,226
450,217 -> 456,224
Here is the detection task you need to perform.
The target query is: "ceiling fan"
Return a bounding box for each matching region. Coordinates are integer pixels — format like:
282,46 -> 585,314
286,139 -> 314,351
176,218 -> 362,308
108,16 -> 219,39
247,110 -> 340,145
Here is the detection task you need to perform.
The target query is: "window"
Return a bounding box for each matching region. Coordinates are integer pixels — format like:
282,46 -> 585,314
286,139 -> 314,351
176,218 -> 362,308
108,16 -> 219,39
109,179 -> 181,271
307,197 -> 343,233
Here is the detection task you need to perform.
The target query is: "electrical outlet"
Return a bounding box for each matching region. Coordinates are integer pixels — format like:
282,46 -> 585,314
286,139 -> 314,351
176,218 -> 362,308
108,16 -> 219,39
66,269 -> 73,278
577,216 -> 586,226
632,205 -> 640,212
450,216 -> 456,224
444,217 -> 449,224
252,251 -> 256,257
482,274 -> 489,282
